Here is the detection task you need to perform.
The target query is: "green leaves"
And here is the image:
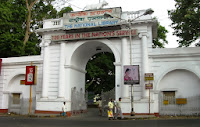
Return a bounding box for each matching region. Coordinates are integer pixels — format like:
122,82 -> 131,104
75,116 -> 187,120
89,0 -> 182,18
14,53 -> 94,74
153,22 -> 168,48
0,0 -> 73,58
86,52 -> 115,94
168,0 -> 200,47
0,0 -> 26,58
58,6 -> 73,17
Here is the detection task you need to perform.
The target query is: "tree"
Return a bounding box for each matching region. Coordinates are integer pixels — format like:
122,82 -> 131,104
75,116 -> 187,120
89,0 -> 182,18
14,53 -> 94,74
153,22 -> 168,48
86,52 -> 115,94
168,0 -> 200,47
24,0 -> 73,45
0,0 -> 73,58
24,0 -> 39,46
57,6 -> 73,17
0,0 -> 26,57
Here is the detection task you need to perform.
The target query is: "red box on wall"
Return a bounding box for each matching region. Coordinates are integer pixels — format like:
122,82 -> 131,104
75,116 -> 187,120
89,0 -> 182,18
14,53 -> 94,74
0,59 -> 2,75
25,66 -> 36,85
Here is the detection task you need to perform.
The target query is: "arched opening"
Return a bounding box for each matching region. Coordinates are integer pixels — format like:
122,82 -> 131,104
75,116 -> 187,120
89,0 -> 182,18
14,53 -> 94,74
86,52 -> 115,94
7,74 -> 36,114
158,69 -> 200,97
70,40 -> 117,115
158,69 -> 200,115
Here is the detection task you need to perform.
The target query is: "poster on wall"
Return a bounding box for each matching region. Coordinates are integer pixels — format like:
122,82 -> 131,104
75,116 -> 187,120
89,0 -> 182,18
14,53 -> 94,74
25,66 -> 37,85
124,65 -> 140,85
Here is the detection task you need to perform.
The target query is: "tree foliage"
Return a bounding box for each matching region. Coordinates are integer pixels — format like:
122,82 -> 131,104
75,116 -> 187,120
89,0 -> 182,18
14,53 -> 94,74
153,22 -> 168,48
58,6 -> 73,17
86,52 -> 115,94
0,0 -> 73,58
0,0 -> 26,57
168,0 -> 200,47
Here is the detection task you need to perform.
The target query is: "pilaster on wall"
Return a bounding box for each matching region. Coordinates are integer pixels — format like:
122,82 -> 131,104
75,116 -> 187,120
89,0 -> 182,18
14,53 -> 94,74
114,62 -> 122,101
121,37 -> 130,100
139,33 -> 150,98
40,39 -> 51,99
58,42 -> 65,98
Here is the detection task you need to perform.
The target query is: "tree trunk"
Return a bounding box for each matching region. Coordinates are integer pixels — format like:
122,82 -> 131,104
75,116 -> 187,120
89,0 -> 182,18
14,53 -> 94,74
24,9 -> 31,46
24,0 -> 39,46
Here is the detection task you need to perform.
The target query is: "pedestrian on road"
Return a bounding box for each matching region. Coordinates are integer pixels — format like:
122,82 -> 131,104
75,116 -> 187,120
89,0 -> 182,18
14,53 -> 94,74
97,98 -> 102,116
62,102 -> 67,116
108,98 -> 114,120
114,97 -> 124,120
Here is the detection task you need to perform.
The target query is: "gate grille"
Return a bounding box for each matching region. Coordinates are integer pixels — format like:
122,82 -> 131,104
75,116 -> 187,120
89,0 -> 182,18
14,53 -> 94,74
159,93 -> 200,116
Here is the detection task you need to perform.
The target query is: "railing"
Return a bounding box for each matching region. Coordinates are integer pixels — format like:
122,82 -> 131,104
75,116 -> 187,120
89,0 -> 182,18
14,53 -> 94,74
159,94 -> 200,116
8,95 -> 36,115
71,88 -> 87,115
43,18 -> 63,29
101,88 -> 115,116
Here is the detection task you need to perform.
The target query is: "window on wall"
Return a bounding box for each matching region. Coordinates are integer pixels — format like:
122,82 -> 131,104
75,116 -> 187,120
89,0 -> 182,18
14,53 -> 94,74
163,91 -> 175,104
12,93 -> 21,104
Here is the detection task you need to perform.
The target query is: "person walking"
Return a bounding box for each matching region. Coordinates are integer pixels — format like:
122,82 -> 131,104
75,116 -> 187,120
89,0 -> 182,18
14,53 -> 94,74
108,98 -> 114,120
62,102 -> 67,117
97,98 -> 102,116
115,97 -> 124,119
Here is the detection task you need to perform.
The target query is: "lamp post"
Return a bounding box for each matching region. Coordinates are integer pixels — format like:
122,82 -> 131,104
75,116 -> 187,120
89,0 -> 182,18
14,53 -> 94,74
104,8 -> 154,116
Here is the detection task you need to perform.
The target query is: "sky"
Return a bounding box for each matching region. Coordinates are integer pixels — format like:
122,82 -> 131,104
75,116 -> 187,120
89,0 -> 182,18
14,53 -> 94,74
56,0 -> 179,48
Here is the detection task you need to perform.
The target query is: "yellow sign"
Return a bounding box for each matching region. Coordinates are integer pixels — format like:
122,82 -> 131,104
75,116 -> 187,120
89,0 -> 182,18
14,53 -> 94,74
145,73 -> 154,81
163,100 -> 169,105
176,98 -> 187,105
20,80 -> 25,85
145,77 -> 154,80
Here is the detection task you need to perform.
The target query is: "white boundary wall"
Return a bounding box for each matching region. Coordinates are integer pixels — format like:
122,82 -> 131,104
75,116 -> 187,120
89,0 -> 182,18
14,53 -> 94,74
0,8 -> 200,115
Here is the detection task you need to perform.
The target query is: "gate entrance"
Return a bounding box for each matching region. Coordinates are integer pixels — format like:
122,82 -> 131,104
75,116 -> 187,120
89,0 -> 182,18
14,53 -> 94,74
70,40 -> 118,113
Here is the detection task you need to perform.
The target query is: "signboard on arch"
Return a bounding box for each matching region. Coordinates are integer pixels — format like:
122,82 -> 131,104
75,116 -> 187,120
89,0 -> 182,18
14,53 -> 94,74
51,29 -> 138,41
63,7 -> 122,30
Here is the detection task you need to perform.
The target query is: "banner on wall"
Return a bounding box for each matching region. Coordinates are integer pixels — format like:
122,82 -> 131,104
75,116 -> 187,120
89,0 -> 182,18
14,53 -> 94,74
25,66 -> 37,85
0,59 -> 2,75
124,65 -> 140,85
51,29 -> 138,41
63,7 -> 122,30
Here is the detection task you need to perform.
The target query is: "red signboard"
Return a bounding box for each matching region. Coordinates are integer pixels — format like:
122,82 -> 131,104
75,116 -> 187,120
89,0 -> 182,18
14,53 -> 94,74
25,66 -> 36,85
145,83 -> 153,89
0,59 -> 2,75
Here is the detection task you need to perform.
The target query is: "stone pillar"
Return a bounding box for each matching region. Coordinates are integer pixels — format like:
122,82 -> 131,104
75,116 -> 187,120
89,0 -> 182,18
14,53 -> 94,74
58,42 -> 65,98
121,38 -> 130,99
139,33 -> 149,98
114,62 -> 121,101
40,39 -> 51,98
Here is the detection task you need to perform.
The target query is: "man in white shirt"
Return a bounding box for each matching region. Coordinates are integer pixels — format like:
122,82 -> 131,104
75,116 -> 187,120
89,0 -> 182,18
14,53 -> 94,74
115,97 -> 124,119
62,102 -> 66,116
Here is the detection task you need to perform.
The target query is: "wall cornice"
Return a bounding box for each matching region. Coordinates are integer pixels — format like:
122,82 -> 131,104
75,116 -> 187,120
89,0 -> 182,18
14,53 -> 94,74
149,47 -> 200,59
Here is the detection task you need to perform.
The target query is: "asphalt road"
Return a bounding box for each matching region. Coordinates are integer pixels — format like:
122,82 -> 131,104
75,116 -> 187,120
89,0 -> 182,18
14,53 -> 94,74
0,117 -> 200,127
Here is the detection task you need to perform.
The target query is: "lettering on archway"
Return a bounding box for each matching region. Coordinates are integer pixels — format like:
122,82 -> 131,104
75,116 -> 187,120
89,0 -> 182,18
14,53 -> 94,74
51,29 -> 138,41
